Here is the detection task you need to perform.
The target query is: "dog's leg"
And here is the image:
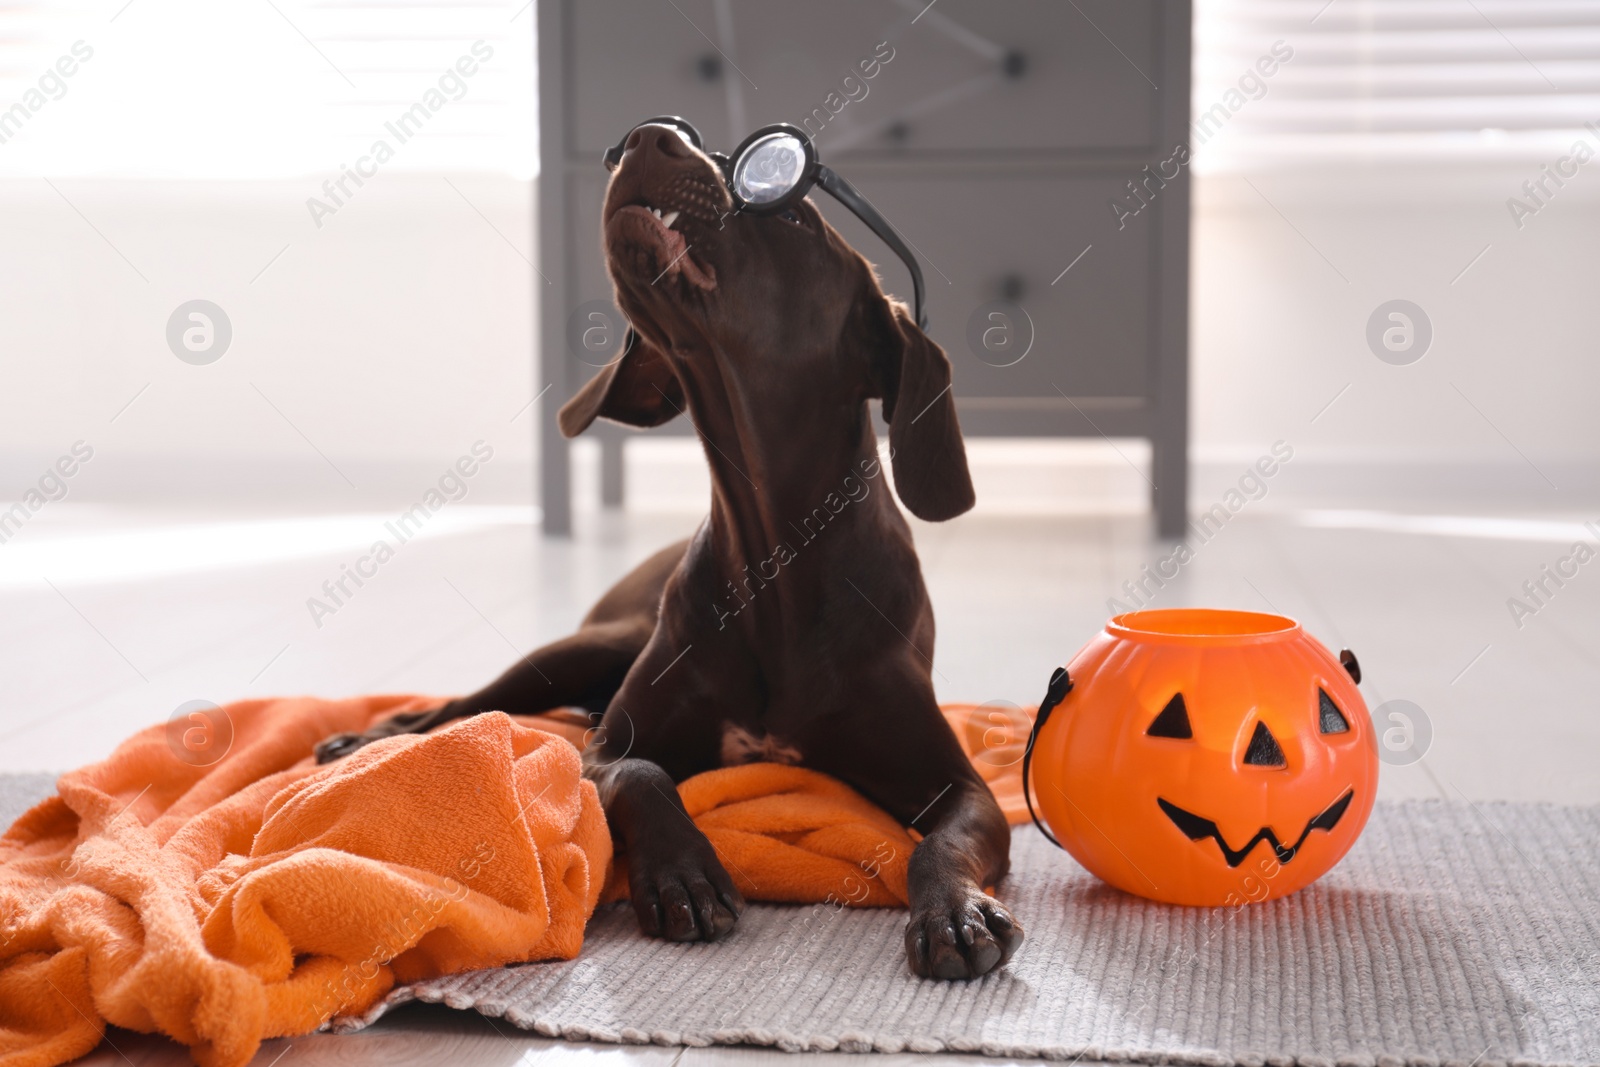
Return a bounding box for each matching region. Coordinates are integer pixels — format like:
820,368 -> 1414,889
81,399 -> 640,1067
576,611 -> 752,943
903,780 -> 1023,980
314,619 -> 649,763
807,692 -> 1024,979
586,753 -> 745,942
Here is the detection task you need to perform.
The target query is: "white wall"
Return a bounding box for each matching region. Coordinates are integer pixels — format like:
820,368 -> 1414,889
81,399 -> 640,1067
0,176 -> 536,509
1191,165 -> 1600,505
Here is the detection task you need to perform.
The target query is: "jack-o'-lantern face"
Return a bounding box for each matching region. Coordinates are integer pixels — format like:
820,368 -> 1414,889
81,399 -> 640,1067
1147,687 -> 1357,867
1029,609 -> 1379,907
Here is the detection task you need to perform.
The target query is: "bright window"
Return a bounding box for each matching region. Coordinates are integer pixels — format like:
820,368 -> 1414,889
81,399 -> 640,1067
0,0 -> 537,179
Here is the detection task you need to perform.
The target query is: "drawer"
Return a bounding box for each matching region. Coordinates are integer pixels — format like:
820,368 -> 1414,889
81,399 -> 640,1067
567,0 -> 738,161
736,0 -> 1159,156
566,0 -> 1160,161
816,173 -> 1155,401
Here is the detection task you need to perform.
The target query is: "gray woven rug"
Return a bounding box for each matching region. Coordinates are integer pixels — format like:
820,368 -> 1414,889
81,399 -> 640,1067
4,778 -> 1597,1063
0,773 -> 58,827
351,800 -> 1599,1065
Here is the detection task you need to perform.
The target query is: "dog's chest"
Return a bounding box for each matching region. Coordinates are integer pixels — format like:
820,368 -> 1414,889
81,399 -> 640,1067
719,723 -> 803,766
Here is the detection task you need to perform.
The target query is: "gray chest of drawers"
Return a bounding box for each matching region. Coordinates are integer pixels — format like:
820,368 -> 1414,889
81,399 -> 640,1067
536,0 -> 1190,537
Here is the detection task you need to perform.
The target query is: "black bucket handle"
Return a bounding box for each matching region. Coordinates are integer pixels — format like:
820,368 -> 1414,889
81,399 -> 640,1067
1021,666 -> 1074,850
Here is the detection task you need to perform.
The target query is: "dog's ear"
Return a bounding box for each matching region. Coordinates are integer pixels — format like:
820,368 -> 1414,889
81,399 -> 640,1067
868,300 -> 975,522
558,330 -> 685,438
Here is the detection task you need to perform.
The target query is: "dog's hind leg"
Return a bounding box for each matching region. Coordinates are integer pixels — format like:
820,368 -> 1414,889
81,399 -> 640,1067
314,619 -> 653,763
447,616 -> 655,719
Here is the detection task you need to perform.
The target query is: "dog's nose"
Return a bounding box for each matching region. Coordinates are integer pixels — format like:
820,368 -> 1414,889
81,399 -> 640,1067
623,124 -> 695,162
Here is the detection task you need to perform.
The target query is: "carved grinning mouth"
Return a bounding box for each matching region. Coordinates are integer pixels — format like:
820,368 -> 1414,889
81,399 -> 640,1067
1157,789 -> 1355,868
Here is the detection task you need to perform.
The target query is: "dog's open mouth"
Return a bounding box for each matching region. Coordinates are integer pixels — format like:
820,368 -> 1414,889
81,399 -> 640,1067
1157,789 -> 1354,868
607,202 -> 718,291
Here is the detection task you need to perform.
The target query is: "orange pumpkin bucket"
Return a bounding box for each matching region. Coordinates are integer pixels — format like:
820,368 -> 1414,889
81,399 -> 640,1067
1023,609 -> 1378,907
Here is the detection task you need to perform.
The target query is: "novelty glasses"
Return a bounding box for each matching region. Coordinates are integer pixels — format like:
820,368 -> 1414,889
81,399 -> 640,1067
604,116 -> 927,329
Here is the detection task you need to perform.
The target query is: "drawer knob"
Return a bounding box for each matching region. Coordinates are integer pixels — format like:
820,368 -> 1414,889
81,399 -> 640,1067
696,54 -> 722,82
1002,49 -> 1027,79
999,273 -> 1026,302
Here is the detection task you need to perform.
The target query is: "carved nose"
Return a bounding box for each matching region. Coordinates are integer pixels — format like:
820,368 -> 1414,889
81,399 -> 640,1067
1243,721 -> 1287,767
624,124 -> 694,161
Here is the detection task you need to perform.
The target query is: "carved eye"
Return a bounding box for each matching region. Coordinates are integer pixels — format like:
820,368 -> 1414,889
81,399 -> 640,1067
1146,693 -> 1192,739
1318,688 -> 1350,734
1243,721 -> 1286,767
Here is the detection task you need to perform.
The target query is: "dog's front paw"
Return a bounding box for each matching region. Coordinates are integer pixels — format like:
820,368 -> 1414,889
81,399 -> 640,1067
629,835 -> 745,943
905,889 -> 1023,980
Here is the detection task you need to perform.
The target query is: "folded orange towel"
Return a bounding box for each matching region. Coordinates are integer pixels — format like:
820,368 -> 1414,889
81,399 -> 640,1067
0,697 -> 1032,1067
605,763 -> 918,908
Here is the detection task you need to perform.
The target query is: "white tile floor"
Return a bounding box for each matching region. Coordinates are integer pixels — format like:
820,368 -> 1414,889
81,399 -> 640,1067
8,494 -> 1600,1065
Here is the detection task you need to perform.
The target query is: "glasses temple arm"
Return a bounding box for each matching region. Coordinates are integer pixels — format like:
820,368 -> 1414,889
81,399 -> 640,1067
815,166 -> 928,332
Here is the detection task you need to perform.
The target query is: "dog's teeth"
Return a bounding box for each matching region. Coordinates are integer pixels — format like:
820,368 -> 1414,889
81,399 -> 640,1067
651,207 -> 662,218
661,210 -> 680,229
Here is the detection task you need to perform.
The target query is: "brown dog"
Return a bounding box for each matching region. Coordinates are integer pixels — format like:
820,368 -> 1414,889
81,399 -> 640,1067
317,124 -> 1021,979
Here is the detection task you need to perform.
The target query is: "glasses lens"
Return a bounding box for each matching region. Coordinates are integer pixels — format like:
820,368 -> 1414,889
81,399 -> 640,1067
732,132 -> 806,205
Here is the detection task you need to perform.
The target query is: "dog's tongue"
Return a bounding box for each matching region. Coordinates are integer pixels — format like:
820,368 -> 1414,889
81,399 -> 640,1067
609,206 -> 717,291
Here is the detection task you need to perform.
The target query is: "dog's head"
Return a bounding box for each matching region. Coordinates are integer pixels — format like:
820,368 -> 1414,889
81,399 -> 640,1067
558,122 -> 974,523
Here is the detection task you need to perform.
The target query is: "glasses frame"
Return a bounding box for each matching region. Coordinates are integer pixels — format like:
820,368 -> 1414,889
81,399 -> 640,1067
603,117 -> 928,330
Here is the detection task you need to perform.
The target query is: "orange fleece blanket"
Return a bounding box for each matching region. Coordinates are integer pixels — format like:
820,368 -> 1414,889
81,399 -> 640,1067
0,696 -> 1030,1067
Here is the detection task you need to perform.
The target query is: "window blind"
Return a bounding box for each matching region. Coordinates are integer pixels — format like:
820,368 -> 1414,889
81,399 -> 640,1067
1193,0 -> 1600,170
